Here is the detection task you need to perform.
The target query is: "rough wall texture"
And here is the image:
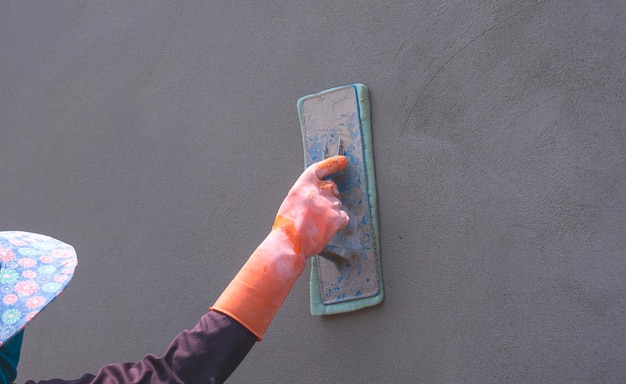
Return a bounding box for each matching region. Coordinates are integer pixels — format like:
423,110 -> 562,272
1,1 -> 625,383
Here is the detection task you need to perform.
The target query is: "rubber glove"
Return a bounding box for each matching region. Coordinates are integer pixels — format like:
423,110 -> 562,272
211,156 -> 349,340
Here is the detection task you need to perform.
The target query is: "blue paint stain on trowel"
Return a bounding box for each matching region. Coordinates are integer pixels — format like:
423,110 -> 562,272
297,84 -> 384,315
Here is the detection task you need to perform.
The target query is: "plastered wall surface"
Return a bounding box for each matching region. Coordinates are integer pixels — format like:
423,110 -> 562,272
1,1 -> 625,383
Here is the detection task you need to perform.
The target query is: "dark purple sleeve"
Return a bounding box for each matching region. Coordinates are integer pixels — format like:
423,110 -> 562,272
25,311 -> 256,384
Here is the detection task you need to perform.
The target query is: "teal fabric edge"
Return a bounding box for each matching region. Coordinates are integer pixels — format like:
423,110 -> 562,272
297,83 -> 384,316
0,329 -> 23,384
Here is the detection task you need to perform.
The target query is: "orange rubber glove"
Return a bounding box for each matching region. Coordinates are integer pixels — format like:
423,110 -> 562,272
211,156 -> 349,340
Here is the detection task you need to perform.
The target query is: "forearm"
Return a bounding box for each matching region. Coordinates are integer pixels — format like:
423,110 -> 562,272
18,155 -> 349,383
209,156 -> 348,341
25,311 -> 256,384
211,229 -> 305,340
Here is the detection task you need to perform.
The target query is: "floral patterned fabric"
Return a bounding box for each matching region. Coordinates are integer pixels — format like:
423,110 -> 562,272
0,231 -> 77,345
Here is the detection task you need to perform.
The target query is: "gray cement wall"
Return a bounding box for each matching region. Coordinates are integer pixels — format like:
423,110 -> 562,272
1,1 -> 625,383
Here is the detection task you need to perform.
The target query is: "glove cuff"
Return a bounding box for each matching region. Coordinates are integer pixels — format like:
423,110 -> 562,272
211,229 -> 306,340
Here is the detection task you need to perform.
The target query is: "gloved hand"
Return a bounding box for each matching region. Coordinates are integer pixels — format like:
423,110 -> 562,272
272,155 -> 349,258
211,156 -> 349,340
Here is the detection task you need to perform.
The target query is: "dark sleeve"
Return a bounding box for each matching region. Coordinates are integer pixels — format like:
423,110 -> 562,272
25,311 -> 256,384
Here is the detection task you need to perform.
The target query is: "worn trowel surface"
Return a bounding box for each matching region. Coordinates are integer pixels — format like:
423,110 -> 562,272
297,84 -> 383,315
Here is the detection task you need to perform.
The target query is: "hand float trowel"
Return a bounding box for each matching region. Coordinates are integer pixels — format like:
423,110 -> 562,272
297,84 -> 383,315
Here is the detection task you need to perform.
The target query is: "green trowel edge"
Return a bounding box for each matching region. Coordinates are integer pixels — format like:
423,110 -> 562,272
297,83 -> 383,315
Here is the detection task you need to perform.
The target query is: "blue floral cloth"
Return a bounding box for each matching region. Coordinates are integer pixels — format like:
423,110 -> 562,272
0,231 -> 77,346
